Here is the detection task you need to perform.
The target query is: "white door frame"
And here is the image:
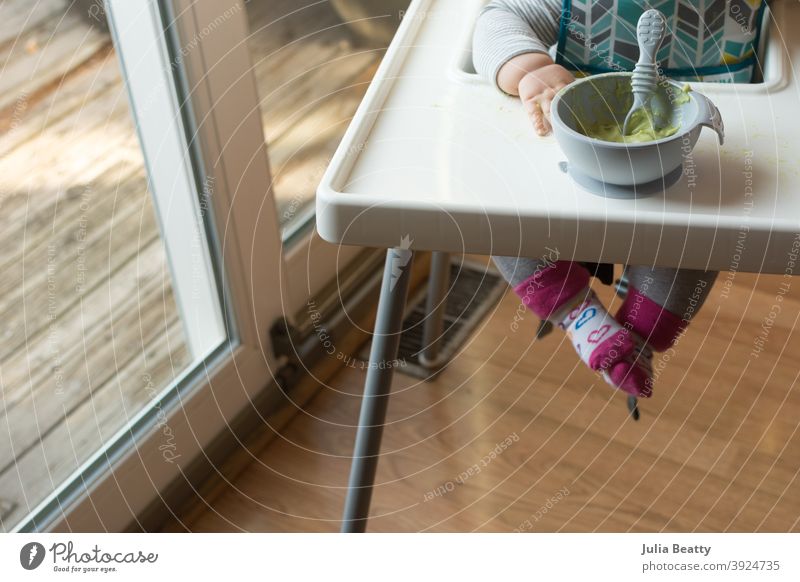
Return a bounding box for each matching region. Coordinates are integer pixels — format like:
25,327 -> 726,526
107,0 -> 227,360
168,0 -> 363,321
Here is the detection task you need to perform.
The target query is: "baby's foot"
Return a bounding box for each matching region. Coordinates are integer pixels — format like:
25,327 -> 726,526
601,336 -> 654,398
554,291 -> 654,397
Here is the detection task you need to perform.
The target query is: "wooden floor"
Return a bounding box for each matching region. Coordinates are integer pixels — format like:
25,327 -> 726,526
0,0 -> 382,530
167,268 -> 800,532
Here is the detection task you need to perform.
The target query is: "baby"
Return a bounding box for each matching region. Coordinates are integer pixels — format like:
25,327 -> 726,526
473,0 -> 767,397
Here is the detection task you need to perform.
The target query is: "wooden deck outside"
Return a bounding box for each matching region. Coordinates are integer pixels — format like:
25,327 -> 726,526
0,0 -> 383,530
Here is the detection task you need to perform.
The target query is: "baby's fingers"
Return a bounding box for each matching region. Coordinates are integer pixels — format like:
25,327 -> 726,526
531,99 -> 552,136
534,108 -> 552,135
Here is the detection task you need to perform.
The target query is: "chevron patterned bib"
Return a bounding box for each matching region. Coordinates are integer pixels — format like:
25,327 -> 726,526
556,0 -> 767,83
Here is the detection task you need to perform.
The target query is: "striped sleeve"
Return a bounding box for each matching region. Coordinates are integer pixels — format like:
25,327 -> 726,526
472,0 -> 564,91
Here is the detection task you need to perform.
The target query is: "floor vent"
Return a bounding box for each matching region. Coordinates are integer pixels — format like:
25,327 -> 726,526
360,259 -> 506,379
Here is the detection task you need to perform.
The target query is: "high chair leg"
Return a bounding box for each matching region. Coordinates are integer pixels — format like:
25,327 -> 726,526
615,271 -> 630,299
342,247 -> 415,533
616,269 -> 639,420
419,252 -> 451,371
627,396 -> 640,421
536,319 -> 553,339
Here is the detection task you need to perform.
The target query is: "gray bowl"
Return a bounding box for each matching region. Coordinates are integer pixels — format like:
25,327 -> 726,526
551,72 -> 724,187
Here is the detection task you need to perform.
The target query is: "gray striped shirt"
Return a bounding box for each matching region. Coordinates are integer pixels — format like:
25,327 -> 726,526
473,0 -> 564,89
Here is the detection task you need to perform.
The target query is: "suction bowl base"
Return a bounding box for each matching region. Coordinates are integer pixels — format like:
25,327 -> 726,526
559,162 -> 684,199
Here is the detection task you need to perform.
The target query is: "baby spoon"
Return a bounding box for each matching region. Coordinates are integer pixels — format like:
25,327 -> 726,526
622,9 -> 667,136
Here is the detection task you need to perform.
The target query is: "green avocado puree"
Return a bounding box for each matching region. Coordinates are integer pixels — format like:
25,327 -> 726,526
575,84 -> 691,144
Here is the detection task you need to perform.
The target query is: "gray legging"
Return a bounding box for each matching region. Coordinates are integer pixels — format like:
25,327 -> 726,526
493,256 -> 718,322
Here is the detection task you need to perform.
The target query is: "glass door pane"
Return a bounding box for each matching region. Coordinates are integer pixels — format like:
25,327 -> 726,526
243,0 -> 410,240
0,0 -> 226,530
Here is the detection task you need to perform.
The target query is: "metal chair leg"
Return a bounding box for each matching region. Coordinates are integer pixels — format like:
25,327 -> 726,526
627,396 -> 640,421
419,252 -> 450,371
614,269 -> 640,420
341,247 -> 415,533
615,272 -> 630,299
536,319 -> 554,339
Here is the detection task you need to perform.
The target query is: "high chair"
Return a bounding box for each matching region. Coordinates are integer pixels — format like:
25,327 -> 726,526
316,0 -> 797,532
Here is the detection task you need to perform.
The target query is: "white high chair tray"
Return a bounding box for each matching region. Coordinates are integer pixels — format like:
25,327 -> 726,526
317,0 -> 800,274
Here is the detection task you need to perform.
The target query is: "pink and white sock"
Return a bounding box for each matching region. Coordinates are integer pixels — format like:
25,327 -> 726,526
615,286 -> 687,351
555,292 -> 653,397
513,262 -> 653,397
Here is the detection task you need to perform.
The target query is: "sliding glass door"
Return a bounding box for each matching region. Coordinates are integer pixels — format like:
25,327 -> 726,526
4,0 -> 405,532
240,0 -> 409,314
5,0 -> 285,532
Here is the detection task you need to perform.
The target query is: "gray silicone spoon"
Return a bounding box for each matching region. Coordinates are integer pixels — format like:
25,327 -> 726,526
622,9 -> 667,136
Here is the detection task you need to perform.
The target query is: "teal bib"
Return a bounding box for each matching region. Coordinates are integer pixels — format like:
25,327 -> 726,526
556,0 -> 767,83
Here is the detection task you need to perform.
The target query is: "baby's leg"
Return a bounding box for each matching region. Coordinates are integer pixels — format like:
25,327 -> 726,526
493,255 -> 590,319
494,256 -> 647,396
616,266 -> 718,350
600,266 -> 717,395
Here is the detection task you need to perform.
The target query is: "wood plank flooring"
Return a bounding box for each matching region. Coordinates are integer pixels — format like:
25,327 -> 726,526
169,269 -> 800,532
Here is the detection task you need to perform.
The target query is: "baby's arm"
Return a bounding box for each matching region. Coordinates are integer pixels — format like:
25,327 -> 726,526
473,0 -> 573,135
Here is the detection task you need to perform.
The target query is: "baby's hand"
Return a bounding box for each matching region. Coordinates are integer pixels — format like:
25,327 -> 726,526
518,64 -> 574,136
